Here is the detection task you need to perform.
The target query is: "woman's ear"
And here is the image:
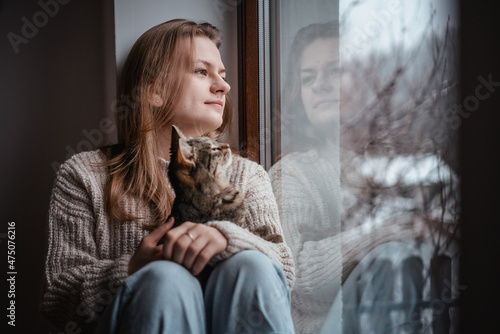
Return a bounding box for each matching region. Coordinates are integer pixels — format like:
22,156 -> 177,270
150,93 -> 164,107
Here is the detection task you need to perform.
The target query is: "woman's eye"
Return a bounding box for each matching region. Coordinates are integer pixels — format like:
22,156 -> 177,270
329,67 -> 341,76
300,75 -> 315,86
195,69 -> 207,76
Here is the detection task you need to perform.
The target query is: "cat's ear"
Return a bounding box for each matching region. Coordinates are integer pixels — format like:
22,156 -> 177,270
171,125 -> 186,141
177,138 -> 195,167
171,126 -> 194,166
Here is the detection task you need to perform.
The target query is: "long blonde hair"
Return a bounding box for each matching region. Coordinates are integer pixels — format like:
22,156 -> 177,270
102,19 -> 232,226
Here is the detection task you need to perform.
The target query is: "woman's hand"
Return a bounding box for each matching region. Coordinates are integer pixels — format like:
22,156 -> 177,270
162,222 -> 228,276
128,217 -> 175,275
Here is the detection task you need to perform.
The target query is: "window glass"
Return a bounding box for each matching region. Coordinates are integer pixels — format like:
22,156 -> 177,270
268,1 -> 460,332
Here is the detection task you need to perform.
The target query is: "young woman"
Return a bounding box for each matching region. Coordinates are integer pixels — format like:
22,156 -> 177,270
41,19 -> 295,333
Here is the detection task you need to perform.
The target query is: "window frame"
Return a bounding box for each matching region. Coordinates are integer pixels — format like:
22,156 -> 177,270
238,0 -> 260,162
238,0 -> 281,168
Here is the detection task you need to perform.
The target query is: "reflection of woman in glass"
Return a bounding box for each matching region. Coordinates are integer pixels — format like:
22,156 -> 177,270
41,19 -> 294,333
270,22 -> 458,334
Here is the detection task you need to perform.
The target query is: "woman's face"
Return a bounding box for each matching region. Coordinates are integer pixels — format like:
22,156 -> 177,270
299,37 -> 340,134
172,36 -> 231,138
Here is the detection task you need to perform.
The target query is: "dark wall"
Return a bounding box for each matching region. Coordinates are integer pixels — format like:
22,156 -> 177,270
0,0 -> 115,332
459,0 -> 500,333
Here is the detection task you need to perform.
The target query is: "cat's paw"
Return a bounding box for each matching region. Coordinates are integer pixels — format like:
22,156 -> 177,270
265,234 -> 284,243
221,187 -> 241,204
254,226 -> 283,243
221,191 -> 239,203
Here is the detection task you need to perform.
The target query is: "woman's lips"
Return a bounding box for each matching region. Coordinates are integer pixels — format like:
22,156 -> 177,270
314,98 -> 339,109
206,100 -> 224,108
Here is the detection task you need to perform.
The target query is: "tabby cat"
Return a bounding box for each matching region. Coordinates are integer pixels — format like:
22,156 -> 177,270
167,126 -> 283,243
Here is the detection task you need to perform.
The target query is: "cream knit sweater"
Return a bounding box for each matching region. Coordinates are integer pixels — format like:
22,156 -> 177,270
41,150 -> 295,332
269,148 -> 420,334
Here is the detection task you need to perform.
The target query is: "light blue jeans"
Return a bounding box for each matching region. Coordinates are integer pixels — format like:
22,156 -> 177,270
94,250 -> 294,334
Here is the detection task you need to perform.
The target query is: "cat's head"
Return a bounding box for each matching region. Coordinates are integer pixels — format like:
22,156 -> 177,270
169,125 -> 232,186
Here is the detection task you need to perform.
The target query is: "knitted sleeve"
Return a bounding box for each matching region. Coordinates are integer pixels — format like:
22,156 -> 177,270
268,160 -> 342,302
41,155 -> 131,331
268,158 -> 416,303
206,158 -> 295,289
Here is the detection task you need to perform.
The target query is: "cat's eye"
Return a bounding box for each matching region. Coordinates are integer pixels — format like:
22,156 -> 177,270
211,143 -> 230,152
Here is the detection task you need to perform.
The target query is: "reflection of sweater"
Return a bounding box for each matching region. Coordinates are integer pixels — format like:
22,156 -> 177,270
269,149 -> 418,334
41,150 -> 295,332
270,149 -> 343,334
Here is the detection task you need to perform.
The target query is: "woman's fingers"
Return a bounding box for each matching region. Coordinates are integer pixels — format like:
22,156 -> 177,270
187,224 -> 228,275
183,233 -> 209,272
163,223 -> 227,275
128,217 -> 175,275
129,215 -> 229,278
167,223 -> 202,265
190,243 -> 217,276
171,233 -> 193,264
144,217 -> 175,245
162,222 -> 194,260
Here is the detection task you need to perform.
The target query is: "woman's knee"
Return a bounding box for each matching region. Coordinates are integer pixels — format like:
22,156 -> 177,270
228,250 -> 276,272
133,260 -> 190,280
205,251 -> 293,333
102,261 -> 206,333
126,260 -> 201,299
215,251 -> 288,290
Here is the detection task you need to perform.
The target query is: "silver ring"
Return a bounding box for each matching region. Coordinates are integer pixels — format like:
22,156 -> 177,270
186,231 -> 195,241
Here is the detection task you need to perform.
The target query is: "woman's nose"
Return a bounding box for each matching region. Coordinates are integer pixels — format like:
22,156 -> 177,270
211,76 -> 231,95
312,73 -> 333,93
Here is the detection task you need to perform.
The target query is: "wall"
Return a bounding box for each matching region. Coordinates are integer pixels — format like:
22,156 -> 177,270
0,0 -> 115,332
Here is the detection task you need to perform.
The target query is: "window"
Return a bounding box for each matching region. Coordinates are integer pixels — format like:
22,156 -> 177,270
241,0 -> 461,332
